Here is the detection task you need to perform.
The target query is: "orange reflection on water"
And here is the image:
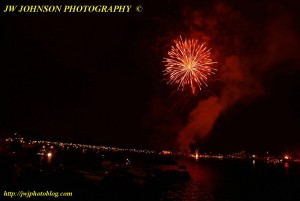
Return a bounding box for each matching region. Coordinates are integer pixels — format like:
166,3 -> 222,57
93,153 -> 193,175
177,158 -> 214,181
284,162 -> 289,168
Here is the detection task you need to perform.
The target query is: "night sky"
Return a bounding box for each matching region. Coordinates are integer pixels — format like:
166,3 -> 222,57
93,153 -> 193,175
1,0 -> 300,153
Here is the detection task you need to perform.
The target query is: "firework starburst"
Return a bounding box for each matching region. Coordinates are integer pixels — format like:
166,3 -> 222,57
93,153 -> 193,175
163,36 -> 217,94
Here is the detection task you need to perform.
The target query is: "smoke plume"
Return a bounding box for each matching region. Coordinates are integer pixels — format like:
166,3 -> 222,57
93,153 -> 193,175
177,0 -> 300,149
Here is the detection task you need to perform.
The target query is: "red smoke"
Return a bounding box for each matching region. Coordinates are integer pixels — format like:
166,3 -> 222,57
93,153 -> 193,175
177,0 -> 300,149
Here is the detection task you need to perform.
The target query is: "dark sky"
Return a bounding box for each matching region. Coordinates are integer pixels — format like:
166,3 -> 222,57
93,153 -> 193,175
1,0 -> 300,152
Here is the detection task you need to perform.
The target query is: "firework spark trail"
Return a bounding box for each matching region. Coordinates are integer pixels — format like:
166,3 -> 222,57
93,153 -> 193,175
163,36 -> 217,94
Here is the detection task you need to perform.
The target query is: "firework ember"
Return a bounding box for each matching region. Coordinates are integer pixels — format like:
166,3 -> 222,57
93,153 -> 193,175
163,36 -> 217,94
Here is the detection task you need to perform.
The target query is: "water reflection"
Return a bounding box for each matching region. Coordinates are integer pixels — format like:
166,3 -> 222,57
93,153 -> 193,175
39,152 -> 54,166
162,159 -> 215,201
284,162 -> 289,177
284,162 -> 289,169
162,159 -> 300,201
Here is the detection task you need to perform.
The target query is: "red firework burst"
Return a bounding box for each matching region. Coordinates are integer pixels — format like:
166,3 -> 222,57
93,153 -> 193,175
163,36 -> 217,94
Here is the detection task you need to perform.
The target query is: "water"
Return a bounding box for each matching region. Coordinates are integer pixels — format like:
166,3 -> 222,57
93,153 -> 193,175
2,153 -> 300,201
162,159 -> 300,201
